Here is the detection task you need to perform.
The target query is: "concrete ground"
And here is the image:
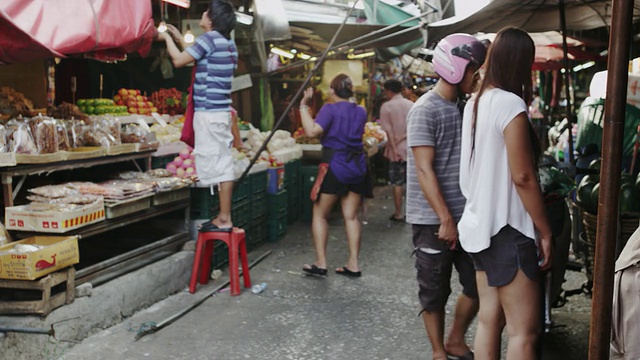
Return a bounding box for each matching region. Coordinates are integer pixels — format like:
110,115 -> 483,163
50,186 -> 592,360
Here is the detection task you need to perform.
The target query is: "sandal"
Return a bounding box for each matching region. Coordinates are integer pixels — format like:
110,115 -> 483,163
389,214 -> 405,222
302,264 -> 327,277
199,221 -> 233,232
446,350 -> 474,360
335,266 -> 361,277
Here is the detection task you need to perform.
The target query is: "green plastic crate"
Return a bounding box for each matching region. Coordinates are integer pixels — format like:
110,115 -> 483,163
287,198 -> 300,224
284,159 -> 301,187
247,215 -> 267,249
212,241 -> 228,269
232,178 -> 251,204
268,213 -> 287,242
190,188 -> 219,219
250,192 -> 267,220
267,190 -> 288,219
151,154 -> 176,169
300,165 -> 318,222
249,170 -> 268,196
231,199 -> 250,229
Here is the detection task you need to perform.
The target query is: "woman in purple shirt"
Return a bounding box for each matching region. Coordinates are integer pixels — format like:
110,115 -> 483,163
299,74 -> 369,278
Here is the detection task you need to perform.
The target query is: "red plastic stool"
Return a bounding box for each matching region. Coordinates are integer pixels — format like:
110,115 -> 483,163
189,227 -> 251,296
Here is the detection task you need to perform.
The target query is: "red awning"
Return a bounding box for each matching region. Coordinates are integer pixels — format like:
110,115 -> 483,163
0,0 -> 157,65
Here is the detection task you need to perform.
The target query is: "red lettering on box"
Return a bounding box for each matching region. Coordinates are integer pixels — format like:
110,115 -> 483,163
43,222 -> 50,228
52,222 -> 58,228
9,219 -> 15,226
17,220 -> 24,227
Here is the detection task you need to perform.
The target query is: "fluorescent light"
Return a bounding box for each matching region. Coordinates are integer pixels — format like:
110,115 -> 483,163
347,51 -> 375,59
163,0 -> 190,8
573,61 -> 596,72
158,21 -> 168,33
298,53 -> 311,60
271,47 -> 294,59
236,12 -> 253,25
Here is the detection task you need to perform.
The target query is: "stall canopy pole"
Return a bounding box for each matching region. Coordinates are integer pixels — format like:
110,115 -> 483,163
237,0 -> 359,182
559,0 -> 575,163
588,0 -> 634,358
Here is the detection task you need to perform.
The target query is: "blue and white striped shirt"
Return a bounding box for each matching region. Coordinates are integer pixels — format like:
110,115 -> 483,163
186,31 -> 237,112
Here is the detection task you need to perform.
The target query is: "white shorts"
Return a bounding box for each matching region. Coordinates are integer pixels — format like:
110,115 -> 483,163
193,111 -> 235,186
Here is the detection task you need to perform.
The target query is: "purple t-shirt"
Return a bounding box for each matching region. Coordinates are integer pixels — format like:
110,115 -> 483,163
315,102 -> 367,150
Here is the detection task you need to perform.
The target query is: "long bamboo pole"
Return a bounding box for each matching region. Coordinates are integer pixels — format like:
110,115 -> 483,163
588,0 -> 634,358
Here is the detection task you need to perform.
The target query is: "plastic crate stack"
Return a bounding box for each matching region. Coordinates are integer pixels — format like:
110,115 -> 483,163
247,170 -> 268,249
189,177 -> 253,269
267,189 -> 288,242
300,165 -> 319,222
284,159 -> 301,224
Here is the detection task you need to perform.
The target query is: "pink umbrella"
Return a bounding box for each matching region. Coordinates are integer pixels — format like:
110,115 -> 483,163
0,0 -> 157,64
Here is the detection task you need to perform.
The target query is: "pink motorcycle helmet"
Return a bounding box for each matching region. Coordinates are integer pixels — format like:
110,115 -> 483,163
432,33 -> 487,85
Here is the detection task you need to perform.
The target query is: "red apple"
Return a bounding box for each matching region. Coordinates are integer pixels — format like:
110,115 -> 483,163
135,95 -> 143,101
128,89 -> 136,96
128,107 -> 137,113
114,95 -> 121,102
147,101 -> 154,107
137,102 -> 148,108
116,100 -> 125,106
135,89 -> 141,96
150,107 -> 158,113
127,100 -> 137,108
118,88 -> 128,97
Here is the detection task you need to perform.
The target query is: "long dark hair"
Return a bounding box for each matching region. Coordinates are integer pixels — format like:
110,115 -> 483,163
471,27 -> 541,165
208,0 -> 236,40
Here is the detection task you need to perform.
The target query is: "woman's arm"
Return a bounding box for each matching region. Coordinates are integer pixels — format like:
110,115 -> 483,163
300,88 -> 324,138
157,31 -> 195,68
504,113 -> 553,270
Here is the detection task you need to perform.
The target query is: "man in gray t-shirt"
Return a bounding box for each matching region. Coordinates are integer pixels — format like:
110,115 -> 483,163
405,33 -> 487,360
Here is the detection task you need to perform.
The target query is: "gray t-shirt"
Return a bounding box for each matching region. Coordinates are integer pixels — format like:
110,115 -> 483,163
406,91 -> 465,225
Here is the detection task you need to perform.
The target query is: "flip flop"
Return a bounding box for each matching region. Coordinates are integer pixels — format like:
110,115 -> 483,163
335,266 -> 361,277
388,214 -> 405,222
199,222 -> 233,232
302,264 -> 327,277
447,350 -> 474,360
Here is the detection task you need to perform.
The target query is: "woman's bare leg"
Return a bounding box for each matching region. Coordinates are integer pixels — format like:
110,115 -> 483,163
340,191 -> 362,271
474,271 -> 505,360
499,270 -> 541,360
308,193 -> 338,269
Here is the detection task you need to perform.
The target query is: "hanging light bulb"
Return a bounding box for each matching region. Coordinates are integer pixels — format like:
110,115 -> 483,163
184,24 -> 194,44
158,21 -> 168,33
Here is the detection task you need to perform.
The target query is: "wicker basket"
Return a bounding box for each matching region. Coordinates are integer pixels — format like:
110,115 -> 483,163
580,209 -> 639,285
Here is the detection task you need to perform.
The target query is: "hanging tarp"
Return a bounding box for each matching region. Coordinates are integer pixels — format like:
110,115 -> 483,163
427,0 -> 640,44
0,0 -> 156,65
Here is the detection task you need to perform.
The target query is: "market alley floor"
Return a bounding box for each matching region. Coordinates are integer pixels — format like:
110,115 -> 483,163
56,186 -> 592,360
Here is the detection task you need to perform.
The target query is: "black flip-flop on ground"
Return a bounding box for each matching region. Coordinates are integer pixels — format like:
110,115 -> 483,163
388,214 -> 405,222
199,221 -> 233,232
335,266 -> 361,277
446,350 -> 474,360
302,264 -> 328,277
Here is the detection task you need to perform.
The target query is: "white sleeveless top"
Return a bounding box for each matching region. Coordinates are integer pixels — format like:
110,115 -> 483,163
458,88 -> 537,253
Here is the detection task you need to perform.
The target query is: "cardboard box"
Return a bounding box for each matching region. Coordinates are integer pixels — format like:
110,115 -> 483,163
5,199 -> 105,233
0,236 -> 79,280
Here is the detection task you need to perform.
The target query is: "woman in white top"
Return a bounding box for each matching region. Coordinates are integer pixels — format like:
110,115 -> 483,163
458,27 -> 553,360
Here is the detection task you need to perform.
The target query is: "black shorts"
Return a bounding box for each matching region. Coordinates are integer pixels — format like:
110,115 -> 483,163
388,161 -> 407,186
470,225 -> 541,287
319,166 -> 372,198
412,224 -> 478,313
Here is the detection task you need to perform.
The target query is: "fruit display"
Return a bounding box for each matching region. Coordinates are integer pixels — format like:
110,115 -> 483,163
113,88 -> 157,116
537,165 -> 575,198
575,158 -> 640,214
1,86 -> 35,119
363,121 -> 387,145
77,98 -> 128,116
150,88 -> 185,116
292,127 -> 320,144
165,146 -> 197,179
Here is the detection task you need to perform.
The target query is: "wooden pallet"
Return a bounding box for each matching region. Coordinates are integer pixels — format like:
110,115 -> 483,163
0,267 -> 75,316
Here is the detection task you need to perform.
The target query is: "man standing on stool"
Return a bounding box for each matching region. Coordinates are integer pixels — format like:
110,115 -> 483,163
379,79 -> 413,222
406,34 -> 487,360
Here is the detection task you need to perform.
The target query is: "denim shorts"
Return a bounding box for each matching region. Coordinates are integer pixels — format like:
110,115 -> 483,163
470,225 -> 541,287
388,161 -> 407,186
412,224 -> 478,313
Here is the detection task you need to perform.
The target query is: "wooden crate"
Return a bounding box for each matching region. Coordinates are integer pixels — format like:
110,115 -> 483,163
0,267 -> 75,316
